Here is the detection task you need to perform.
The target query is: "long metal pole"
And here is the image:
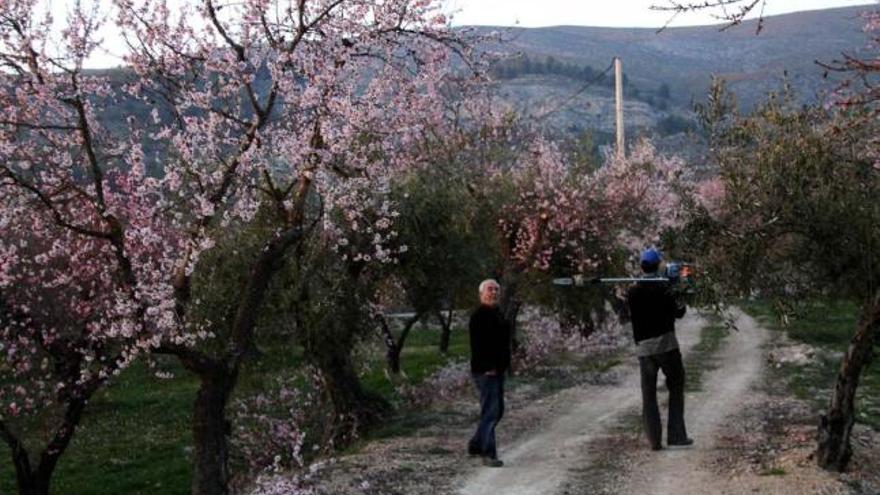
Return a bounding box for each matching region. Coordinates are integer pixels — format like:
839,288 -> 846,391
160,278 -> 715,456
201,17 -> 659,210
614,57 -> 625,159
552,276 -> 668,286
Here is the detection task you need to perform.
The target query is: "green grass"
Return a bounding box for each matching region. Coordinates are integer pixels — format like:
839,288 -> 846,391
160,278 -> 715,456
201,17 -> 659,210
524,348 -> 627,397
1,360 -> 198,495
608,410 -> 644,434
683,315 -> 730,392
761,467 -> 787,476
0,326 -> 469,494
356,326 -> 472,443
571,352 -> 623,375
360,325 -> 470,400
365,408 -> 471,442
742,299 -> 880,430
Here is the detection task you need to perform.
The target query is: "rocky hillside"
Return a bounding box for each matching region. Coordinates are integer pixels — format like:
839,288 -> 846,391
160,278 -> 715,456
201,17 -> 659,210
479,4 -> 873,136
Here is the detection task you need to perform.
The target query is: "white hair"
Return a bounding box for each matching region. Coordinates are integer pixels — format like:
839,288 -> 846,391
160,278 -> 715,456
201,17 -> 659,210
478,279 -> 499,294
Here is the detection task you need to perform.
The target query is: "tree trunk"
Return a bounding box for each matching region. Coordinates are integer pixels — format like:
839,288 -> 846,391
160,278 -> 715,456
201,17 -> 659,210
21,480 -> 49,495
377,315 -> 400,373
1,393 -> 90,495
191,370 -> 236,495
816,291 -> 880,471
0,424 -> 41,495
179,225 -> 299,495
386,342 -> 402,375
13,476 -> 48,495
305,313 -> 390,444
438,309 -> 453,354
378,313 -> 421,374
312,345 -> 390,445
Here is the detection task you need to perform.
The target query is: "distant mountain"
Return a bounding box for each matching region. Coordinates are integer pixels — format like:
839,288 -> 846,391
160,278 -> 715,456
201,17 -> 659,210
475,5 -> 874,137
78,5 -> 873,159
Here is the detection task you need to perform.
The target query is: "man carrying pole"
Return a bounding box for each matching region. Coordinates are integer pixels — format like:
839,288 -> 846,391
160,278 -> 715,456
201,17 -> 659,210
627,248 -> 693,451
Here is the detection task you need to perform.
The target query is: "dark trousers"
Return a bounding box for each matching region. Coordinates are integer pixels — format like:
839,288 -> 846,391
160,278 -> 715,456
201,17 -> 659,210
468,373 -> 505,459
638,348 -> 688,448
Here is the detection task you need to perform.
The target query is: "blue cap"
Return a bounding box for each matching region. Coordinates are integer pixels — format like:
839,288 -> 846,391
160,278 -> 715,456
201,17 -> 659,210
640,248 -> 662,265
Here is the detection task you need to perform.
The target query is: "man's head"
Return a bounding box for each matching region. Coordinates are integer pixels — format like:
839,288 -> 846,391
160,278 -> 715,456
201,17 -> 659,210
640,248 -> 662,274
478,279 -> 500,307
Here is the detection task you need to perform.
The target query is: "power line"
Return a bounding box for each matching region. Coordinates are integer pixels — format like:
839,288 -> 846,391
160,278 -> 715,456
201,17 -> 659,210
531,58 -> 617,122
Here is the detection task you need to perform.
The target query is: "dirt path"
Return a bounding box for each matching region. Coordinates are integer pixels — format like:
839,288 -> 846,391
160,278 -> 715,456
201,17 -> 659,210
456,312 -> 713,495
309,307 -> 878,495
618,306 -> 767,494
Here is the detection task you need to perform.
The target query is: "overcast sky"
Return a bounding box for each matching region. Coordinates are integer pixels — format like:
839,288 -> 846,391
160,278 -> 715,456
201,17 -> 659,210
73,0 -> 874,68
446,0 -> 874,28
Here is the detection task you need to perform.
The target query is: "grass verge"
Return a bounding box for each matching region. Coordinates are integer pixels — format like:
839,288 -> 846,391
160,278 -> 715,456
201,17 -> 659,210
741,299 -> 880,431
0,326 -> 468,495
683,314 -> 730,393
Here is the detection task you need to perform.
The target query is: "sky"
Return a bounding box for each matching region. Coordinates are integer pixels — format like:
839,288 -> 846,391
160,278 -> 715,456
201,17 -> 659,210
67,0 -> 875,68
446,0 -> 874,28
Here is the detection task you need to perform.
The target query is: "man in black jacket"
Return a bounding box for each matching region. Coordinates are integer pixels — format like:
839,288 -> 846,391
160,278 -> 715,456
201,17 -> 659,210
627,248 -> 692,451
467,278 -> 511,467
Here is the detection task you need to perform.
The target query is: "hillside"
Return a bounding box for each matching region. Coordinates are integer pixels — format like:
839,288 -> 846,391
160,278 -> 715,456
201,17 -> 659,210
479,5 -> 874,136
80,5 -> 874,150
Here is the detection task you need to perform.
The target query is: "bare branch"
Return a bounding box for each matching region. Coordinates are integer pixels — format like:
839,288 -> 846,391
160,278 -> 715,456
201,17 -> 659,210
651,0 -> 765,33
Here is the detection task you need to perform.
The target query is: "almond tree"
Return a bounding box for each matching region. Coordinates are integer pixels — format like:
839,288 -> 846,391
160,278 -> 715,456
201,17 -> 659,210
395,97 -> 690,349
0,0 -> 476,493
495,137 -> 689,346
0,3 -> 181,493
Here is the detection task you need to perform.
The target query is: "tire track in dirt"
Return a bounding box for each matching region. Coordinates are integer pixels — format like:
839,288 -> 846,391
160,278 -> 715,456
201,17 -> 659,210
456,312 -> 710,495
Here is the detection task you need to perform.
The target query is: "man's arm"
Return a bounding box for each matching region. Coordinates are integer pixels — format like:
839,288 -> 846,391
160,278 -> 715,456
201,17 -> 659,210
675,302 -> 687,319
470,311 -> 497,374
494,314 -> 513,375
626,286 -> 642,343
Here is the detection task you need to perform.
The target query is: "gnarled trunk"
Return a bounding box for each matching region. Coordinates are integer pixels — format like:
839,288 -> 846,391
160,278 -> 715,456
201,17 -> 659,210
816,291 -> 880,471
0,424 -> 43,495
0,393 -> 90,495
174,225 -> 300,494
310,340 -> 390,444
306,318 -> 390,444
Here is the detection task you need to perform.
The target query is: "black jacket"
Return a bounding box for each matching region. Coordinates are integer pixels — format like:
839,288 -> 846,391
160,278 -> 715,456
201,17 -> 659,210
469,305 -> 512,374
627,281 -> 686,343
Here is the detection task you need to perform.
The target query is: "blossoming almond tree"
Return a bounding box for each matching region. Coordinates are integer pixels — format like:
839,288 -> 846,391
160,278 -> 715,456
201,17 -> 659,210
0,0 -> 475,493
496,137 -> 688,345
0,3 -> 182,493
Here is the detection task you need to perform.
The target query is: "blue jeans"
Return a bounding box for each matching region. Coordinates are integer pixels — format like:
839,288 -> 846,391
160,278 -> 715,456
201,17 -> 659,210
468,373 -> 505,459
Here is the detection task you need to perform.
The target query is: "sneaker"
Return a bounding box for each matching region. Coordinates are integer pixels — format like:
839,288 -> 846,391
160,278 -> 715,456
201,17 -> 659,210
651,444 -> 664,451
482,457 -> 504,468
668,438 -> 694,447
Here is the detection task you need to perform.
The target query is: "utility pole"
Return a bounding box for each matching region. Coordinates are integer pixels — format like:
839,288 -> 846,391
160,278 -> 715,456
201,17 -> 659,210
614,56 -> 625,159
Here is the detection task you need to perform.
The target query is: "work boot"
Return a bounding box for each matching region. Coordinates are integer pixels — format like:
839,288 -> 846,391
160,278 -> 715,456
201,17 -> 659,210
668,437 -> 694,447
482,457 -> 504,468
